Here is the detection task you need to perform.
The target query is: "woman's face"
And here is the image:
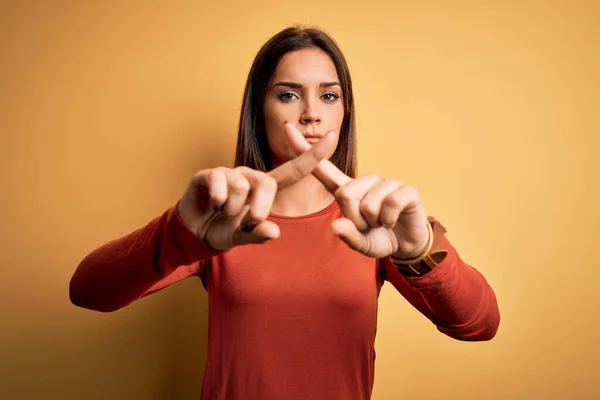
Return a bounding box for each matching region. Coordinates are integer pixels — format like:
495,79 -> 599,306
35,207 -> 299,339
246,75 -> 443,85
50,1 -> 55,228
263,48 -> 344,168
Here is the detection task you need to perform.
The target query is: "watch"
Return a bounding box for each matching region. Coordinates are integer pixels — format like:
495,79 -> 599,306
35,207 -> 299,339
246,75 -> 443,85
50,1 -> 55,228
390,217 -> 448,277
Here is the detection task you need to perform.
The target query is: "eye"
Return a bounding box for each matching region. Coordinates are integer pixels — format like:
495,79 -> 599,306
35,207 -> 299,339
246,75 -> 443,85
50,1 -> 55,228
321,92 -> 340,103
278,91 -> 299,102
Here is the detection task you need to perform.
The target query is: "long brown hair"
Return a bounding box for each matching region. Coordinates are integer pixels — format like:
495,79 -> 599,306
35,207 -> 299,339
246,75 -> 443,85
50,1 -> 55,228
233,26 -> 357,178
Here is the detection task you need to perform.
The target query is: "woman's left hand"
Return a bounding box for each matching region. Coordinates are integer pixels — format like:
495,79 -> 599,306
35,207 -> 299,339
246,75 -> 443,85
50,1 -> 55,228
328,174 -> 430,259
284,123 -> 431,259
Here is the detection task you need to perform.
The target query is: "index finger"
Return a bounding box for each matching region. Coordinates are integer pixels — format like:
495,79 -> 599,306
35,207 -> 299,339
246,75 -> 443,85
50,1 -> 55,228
312,159 -> 352,193
268,130 -> 338,190
282,122 -> 352,193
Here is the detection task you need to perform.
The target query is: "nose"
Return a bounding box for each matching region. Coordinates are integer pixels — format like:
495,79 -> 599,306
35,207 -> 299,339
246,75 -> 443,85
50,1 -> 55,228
300,99 -> 321,125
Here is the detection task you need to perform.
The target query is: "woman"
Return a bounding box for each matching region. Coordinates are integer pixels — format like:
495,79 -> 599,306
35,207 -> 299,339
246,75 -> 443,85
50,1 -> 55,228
70,26 -> 500,400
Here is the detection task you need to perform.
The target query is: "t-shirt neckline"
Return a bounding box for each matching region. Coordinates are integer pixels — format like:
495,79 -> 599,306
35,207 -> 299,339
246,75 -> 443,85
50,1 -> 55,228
268,200 -> 338,221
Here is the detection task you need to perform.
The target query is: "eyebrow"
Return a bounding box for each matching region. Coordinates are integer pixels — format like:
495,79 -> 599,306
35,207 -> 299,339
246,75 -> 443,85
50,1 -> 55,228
273,81 -> 341,89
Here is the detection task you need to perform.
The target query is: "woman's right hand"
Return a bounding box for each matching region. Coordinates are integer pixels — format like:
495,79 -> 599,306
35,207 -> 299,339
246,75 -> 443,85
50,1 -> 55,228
177,131 -> 338,251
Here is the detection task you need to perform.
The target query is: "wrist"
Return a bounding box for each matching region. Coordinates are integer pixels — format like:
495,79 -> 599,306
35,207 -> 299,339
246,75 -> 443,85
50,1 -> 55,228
392,221 -> 432,260
393,238 -> 429,260
389,217 -> 448,277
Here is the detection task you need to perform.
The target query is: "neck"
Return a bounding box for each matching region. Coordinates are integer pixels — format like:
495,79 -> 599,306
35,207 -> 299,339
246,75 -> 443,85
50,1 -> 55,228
271,174 -> 334,217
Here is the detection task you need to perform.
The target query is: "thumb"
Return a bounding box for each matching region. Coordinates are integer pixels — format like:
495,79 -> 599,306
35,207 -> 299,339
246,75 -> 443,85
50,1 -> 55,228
331,218 -> 368,254
232,220 -> 281,247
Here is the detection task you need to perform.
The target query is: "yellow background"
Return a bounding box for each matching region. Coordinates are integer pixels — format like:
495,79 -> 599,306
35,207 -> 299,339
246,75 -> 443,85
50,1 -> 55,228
1,1 -> 598,399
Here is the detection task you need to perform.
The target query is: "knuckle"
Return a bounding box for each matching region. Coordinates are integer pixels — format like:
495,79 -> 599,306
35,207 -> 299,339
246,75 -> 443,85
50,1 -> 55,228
211,199 -> 226,211
404,185 -> 419,200
384,193 -> 401,208
192,169 -> 206,180
359,202 -> 379,219
209,191 -> 226,205
365,174 -> 382,185
207,168 -> 221,180
262,176 -> 278,192
381,216 -> 396,227
335,186 -> 353,203
384,177 -> 398,187
231,178 -> 250,194
208,168 -> 227,184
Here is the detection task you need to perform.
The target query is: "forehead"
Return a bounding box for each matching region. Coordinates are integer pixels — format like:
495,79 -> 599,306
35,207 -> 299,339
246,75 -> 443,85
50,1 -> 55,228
272,48 -> 339,83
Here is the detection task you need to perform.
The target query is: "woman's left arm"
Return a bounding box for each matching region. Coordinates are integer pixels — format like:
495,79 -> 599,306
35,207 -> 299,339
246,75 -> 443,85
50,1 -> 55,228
280,124 -> 500,339
380,217 -> 500,341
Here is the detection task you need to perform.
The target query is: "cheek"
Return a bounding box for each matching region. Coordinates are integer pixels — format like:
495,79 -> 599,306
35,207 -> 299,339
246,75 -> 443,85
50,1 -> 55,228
330,106 -> 344,151
263,98 -> 287,132
334,104 -> 345,127
264,104 -> 281,138
263,103 -> 294,160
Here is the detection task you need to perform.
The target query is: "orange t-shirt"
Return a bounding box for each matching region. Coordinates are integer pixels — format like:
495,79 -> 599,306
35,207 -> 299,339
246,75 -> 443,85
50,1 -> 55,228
70,201 -> 500,400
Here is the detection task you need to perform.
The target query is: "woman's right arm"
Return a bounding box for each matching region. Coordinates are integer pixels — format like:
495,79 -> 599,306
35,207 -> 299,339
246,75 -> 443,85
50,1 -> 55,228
69,203 -> 221,312
70,133 -> 337,312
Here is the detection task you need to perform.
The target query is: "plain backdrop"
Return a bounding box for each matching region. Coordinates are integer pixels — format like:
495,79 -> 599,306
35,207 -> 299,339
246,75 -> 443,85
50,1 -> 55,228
1,0 -> 598,399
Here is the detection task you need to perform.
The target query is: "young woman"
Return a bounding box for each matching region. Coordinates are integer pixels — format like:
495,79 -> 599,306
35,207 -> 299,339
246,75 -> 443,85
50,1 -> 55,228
70,26 -> 500,400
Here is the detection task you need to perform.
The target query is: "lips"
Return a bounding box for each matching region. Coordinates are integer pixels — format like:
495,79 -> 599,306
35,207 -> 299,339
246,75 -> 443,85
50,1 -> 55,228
303,133 -> 323,139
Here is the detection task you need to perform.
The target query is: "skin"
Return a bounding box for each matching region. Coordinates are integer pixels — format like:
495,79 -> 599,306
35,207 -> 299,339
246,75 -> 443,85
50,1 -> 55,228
263,48 -> 343,217
178,48 -> 431,259
263,48 -> 344,168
